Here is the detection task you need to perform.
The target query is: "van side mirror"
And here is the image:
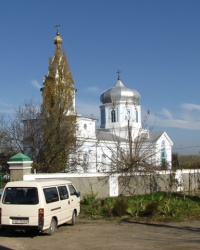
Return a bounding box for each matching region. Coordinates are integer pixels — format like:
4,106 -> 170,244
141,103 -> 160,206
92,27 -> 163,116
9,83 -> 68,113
76,191 -> 80,197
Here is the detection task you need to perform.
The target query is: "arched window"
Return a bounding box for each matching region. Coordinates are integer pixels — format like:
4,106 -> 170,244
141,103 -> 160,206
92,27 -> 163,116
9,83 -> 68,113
125,109 -> 130,121
111,109 -> 116,123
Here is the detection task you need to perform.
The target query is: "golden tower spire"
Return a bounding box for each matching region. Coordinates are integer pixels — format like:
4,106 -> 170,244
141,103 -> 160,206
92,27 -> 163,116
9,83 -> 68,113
54,24 -> 62,49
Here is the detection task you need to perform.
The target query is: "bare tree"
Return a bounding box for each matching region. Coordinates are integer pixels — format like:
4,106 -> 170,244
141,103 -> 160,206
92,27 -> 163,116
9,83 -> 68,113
0,115 -> 16,154
6,100 -> 41,155
0,115 -> 18,175
97,111 -> 165,195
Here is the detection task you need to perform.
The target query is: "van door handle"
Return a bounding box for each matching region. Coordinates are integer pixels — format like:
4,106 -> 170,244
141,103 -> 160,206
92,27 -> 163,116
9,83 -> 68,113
68,201 -> 70,205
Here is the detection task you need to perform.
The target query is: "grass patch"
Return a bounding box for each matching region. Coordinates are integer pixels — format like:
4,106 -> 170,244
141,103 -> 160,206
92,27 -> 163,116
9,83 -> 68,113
80,192 -> 200,222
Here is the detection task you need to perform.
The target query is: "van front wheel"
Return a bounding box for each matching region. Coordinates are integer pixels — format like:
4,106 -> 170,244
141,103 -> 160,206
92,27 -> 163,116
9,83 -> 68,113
71,211 -> 76,226
48,218 -> 57,235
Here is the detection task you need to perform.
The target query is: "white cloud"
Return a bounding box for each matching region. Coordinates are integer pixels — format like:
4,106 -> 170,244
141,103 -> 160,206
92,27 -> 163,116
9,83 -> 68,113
31,80 -> 42,89
161,108 -> 173,119
156,118 -> 200,130
181,103 -> 200,110
153,103 -> 200,130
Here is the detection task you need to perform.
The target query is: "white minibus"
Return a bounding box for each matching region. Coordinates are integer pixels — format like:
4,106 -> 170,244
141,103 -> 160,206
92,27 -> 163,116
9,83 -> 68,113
0,179 -> 80,235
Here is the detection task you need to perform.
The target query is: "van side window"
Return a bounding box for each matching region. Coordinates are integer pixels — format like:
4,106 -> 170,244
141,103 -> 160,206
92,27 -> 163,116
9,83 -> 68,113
58,186 -> 69,200
43,187 -> 59,203
68,184 -> 77,196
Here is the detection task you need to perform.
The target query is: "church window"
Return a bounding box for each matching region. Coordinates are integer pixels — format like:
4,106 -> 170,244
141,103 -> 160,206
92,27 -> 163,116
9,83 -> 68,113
136,110 -> 138,122
101,109 -> 105,125
125,109 -> 130,121
111,109 -> 116,123
161,140 -> 167,167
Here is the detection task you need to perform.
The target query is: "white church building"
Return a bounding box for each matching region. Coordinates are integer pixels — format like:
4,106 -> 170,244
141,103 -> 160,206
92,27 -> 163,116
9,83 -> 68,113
43,31 -> 173,173
75,76 -> 173,172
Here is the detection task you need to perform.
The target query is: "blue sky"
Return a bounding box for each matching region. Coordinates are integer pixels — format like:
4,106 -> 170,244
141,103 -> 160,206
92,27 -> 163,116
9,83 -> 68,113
1,0 -> 200,155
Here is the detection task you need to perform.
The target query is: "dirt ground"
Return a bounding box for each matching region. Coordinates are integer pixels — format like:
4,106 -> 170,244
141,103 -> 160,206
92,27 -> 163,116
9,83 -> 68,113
0,218 -> 200,250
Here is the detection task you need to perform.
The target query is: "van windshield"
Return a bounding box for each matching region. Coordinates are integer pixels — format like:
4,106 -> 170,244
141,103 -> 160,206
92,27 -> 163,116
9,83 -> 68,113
2,187 -> 39,205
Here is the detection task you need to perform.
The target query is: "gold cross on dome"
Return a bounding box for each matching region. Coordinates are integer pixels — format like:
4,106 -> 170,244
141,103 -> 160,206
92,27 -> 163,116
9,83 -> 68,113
55,24 -> 60,33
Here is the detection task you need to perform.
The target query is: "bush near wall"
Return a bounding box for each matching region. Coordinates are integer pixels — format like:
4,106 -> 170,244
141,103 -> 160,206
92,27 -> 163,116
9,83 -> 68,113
80,191 -> 200,221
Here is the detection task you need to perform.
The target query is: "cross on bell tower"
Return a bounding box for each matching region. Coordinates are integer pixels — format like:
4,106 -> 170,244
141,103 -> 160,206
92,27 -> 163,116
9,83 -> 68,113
55,24 -> 60,34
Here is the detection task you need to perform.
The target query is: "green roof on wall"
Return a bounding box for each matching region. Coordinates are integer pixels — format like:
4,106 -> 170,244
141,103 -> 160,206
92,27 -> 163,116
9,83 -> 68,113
9,153 -> 32,162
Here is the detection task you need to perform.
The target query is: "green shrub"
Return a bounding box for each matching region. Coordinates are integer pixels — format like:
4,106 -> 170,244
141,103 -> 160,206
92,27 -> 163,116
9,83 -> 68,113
141,202 -> 159,217
100,205 -> 113,218
81,191 -> 98,205
112,198 -> 128,217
